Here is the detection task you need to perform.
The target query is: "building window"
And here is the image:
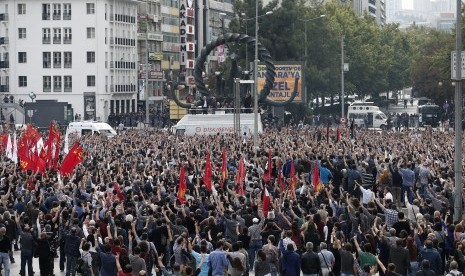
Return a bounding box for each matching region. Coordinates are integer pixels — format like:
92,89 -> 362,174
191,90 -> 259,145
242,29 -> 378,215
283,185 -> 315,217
86,3 -> 95,14
43,76 -> 51,92
53,52 -> 61,68
18,28 -> 26,39
63,3 -> 71,20
87,75 -> 95,86
53,76 -> 62,92
87,51 -> 95,63
42,28 -> 50,44
86,27 -> 95,38
64,76 -> 72,92
18,76 -> 27,87
43,52 -> 51,68
53,4 -> 61,20
17,4 -> 26,14
18,52 -> 26,63
64,28 -> 72,44
64,52 -> 72,68
42,3 -> 50,20
53,28 -> 61,44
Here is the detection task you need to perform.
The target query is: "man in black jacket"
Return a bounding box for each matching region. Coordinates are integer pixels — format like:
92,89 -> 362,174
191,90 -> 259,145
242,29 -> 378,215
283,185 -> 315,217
0,227 -> 11,276
64,227 -> 81,276
301,242 -> 321,276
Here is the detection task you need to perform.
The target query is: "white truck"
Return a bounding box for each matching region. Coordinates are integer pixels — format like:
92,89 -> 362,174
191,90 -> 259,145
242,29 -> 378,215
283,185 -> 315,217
171,113 -> 263,135
347,102 -> 388,129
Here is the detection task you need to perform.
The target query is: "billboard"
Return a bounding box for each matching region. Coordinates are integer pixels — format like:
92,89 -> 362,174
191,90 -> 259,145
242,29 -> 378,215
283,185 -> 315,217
257,63 -> 303,102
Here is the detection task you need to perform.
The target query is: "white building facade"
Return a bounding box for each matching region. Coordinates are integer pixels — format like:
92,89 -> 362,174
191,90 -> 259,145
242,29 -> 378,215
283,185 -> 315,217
0,0 -> 138,122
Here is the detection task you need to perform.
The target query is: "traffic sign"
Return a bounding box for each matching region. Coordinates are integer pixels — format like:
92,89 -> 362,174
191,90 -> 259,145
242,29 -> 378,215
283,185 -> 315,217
451,51 -> 465,80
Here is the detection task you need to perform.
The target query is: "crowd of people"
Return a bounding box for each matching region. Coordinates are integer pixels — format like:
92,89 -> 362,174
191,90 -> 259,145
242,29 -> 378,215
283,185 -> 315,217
0,125 -> 463,276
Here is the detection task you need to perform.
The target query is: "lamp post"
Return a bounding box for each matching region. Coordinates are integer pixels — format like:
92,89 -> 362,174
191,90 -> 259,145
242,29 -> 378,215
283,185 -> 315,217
298,14 -> 325,105
252,8 -> 273,150
242,11 -> 272,72
454,0 -> 463,222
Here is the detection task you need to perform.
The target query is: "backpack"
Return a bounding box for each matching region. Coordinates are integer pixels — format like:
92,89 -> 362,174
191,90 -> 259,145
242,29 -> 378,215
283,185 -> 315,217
76,252 -> 90,275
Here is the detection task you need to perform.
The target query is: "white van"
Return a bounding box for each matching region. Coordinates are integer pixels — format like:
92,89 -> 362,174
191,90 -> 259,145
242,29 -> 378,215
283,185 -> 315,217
67,121 -> 117,137
347,102 -> 388,129
171,113 -> 263,135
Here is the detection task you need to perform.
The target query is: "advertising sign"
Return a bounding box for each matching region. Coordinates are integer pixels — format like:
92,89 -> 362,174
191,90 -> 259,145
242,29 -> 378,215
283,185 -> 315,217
257,63 -> 303,102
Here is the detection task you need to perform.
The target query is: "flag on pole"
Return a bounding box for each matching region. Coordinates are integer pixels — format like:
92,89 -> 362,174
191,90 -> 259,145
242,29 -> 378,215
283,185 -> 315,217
177,164 -> 187,204
5,134 -> 12,160
289,160 -> 297,199
336,127 -> 340,142
203,152 -> 213,191
277,159 -> 285,191
12,133 -> 17,164
220,148 -> 228,187
312,160 -> 321,192
235,156 -> 245,196
263,149 -> 272,183
59,142 -> 84,176
262,187 -> 271,218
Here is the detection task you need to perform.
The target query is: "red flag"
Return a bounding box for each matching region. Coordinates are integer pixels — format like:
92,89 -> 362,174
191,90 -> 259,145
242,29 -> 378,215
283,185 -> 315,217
1,133 -> 8,150
336,127 -> 340,142
277,159 -> 285,191
31,152 -> 46,173
262,188 -> 271,218
24,124 -> 40,149
113,181 -> 125,201
177,164 -> 187,204
53,132 -> 61,171
203,152 -> 213,191
220,148 -> 228,188
312,160 -> 321,192
326,125 -> 330,143
263,149 -> 272,183
289,160 -> 297,199
59,142 -> 83,176
19,155 -> 35,171
235,157 -> 245,196
45,122 -> 56,168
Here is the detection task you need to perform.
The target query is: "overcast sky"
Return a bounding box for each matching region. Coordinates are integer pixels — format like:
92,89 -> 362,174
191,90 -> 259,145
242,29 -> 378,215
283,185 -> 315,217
403,0 -> 413,9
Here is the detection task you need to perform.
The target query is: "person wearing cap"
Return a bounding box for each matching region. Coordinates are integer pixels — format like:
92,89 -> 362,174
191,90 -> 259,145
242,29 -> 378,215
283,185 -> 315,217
248,215 -> 265,270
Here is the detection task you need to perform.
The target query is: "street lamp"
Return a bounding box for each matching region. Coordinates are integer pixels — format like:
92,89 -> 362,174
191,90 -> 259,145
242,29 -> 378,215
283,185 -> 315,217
253,6 -> 273,150
297,14 -> 325,105
241,11 -> 273,71
28,91 -> 36,102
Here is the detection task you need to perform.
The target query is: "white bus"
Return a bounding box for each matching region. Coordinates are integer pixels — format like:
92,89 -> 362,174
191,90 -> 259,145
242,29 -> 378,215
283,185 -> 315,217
347,102 -> 388,129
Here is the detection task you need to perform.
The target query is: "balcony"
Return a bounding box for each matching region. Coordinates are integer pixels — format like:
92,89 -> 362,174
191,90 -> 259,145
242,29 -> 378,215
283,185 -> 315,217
0,61 -> 9,69
110,14 -> 114,21
0,14 -> 8,21
42,13 -> 50,20
53,37 -> 61,44
110,85 -> 114,92
0,85 -> 8,92
110,37 -> 114,45
43,87 -> 51,92
63,13 -> 71,20
110,61 -> 114,68
53,13 -> 61,20
42,37 -> 50,44
63,37 -> 71,44
0,37 -> 8,45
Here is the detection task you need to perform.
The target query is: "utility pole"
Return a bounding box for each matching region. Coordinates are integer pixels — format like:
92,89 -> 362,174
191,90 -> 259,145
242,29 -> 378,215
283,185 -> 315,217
341,35 -> 345,119
253,0 -> 259,150
144,2 -> 150,126
453,0 -> 463,222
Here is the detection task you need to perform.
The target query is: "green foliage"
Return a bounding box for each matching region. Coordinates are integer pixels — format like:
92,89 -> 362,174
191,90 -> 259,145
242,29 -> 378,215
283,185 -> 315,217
225,0 -> 457,105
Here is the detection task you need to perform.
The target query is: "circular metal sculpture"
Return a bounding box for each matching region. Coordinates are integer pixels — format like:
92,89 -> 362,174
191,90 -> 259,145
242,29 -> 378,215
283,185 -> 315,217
167,33 -> 299,108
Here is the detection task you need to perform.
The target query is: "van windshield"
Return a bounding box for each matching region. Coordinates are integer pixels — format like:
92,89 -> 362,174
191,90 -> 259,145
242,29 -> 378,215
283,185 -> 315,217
99,129 -> 114,136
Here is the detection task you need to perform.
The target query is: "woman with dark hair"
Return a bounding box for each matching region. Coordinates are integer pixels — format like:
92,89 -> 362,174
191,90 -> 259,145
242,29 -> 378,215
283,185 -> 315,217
254,249 -> 271,276
406,236 -> 418,276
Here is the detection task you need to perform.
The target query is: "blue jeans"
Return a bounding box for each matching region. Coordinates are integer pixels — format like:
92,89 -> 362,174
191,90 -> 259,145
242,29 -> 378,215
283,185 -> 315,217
20,250 -> 33,276
270,263 -> 278,276
248,240 -> 263,269
0,252 -> 10,276
65,255 -> 78,276
401,185 -> 413,204
410,261 -> 419,276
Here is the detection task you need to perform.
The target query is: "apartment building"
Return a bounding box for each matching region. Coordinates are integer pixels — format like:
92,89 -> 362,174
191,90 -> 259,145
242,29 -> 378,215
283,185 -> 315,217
0,0 -> 138,122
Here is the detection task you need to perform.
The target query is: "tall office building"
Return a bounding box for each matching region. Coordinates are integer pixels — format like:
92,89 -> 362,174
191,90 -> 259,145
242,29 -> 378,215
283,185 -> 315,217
0,0 -> 139,122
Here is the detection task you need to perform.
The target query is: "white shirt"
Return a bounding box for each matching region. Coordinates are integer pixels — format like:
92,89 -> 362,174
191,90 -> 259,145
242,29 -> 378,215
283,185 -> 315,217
359,186 -> 374,205
384,192 -> 393,202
